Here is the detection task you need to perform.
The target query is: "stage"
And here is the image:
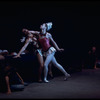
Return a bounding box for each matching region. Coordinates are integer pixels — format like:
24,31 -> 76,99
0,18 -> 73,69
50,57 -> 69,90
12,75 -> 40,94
0,68 -> 100,99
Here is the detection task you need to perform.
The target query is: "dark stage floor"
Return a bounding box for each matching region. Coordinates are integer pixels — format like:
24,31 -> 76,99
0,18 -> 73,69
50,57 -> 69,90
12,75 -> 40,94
0,68 -> 100,99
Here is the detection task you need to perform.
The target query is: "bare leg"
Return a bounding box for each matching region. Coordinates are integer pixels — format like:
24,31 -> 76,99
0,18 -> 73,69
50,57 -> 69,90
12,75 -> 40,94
5,76 -> 11,94
16,72 -> 24,84
37,53 -> 44,82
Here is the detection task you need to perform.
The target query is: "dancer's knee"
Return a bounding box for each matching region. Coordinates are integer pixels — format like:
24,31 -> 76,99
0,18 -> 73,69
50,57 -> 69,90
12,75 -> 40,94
40,64 -> 44,69
44,64 -> 48,71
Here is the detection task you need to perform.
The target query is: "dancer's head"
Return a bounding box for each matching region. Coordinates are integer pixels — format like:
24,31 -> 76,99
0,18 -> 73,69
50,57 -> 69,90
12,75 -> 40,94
2,50 -> 9,56
40,22 -> 52,34
22,28 -> 29,35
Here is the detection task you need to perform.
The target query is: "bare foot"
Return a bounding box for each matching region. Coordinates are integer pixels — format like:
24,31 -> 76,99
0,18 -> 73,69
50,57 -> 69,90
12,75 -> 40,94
38,79 -> 42,83
6,91 -> 11,94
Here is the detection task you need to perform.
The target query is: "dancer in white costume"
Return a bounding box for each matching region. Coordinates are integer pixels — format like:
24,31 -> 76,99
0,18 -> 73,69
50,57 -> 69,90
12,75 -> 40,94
31,22 -> 71,82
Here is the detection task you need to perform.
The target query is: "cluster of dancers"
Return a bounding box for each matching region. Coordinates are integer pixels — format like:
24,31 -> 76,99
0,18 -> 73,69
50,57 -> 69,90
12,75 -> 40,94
0,22 -> 71,94
15,22 -> 70,82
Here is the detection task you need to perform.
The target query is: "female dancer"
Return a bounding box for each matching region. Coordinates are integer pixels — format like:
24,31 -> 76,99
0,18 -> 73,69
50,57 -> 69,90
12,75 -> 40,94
31,22 -> 71,82
14,29 -> 44,82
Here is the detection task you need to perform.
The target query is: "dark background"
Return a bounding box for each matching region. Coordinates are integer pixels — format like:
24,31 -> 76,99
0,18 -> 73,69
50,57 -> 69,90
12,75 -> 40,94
0,0 -> 100,71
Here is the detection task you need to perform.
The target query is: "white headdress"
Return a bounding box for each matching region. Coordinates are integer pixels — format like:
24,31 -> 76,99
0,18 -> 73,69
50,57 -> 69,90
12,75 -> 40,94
46,22 -> 53,31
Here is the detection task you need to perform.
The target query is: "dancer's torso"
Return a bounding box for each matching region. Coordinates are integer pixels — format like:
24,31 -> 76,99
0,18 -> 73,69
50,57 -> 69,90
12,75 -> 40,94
38,33 -> 51,51
28,35 -> 40,50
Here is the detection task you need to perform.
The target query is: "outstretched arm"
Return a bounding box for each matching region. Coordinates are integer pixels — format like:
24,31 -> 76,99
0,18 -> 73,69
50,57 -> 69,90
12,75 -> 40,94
16,72 -> 24,84
29,30 -> 40,35
50,35 -> 64,52
14,38 -> 31,58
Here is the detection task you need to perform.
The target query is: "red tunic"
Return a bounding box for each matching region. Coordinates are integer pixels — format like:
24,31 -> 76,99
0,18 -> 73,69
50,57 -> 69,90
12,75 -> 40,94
38,37 -> 51,51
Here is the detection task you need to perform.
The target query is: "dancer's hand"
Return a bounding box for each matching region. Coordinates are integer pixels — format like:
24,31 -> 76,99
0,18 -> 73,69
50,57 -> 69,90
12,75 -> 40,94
58,48 -> 64,52
6,89 -> 11,94
13,55 -> 21,58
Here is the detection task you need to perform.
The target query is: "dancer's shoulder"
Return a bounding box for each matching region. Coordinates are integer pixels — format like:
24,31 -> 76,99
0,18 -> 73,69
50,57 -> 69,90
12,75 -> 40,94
46,32 -> 52,38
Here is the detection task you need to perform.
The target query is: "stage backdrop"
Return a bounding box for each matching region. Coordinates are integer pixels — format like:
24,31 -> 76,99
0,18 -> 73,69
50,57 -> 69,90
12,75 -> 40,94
0,1 -> 100,70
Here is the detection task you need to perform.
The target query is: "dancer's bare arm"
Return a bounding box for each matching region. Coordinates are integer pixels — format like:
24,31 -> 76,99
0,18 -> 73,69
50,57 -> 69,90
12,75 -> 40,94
29,30 -> 40,35
14,38 -> 31,58
49,34 -> 64,52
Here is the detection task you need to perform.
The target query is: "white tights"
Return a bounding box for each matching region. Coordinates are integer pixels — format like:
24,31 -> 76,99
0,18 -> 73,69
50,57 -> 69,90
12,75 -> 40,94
44,52 -> 69,82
